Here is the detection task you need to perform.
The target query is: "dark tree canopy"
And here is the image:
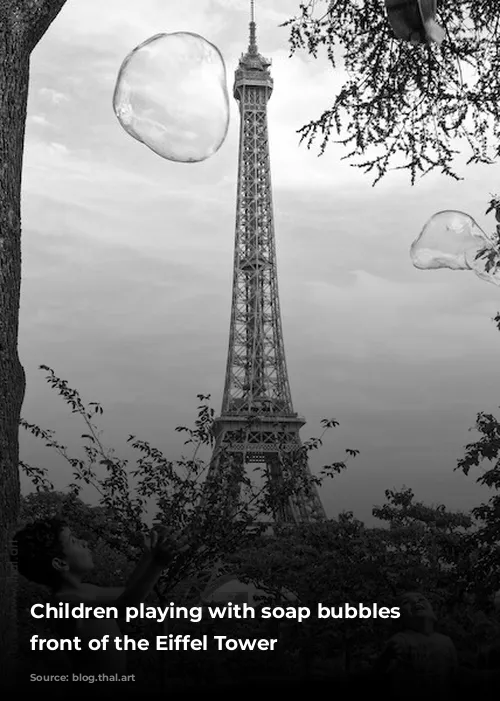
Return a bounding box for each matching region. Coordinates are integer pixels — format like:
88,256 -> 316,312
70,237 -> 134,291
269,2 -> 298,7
284,0 -> 500,184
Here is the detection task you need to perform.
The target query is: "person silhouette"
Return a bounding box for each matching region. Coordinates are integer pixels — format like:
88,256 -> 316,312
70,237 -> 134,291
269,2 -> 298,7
374,591 -> 458,698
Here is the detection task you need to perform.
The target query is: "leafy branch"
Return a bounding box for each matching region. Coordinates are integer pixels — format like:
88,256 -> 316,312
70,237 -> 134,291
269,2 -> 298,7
19,365 -> 357,600
284,0 -> 500,184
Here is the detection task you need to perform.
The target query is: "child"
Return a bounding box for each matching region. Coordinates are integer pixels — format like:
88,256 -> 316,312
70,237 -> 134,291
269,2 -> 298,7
14,518 -> 187,676
375,591 -> 458,698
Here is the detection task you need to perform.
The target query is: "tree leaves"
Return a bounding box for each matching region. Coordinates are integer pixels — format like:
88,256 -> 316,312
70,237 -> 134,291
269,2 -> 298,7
284,0 -> 500,183
19,366 -> 357,602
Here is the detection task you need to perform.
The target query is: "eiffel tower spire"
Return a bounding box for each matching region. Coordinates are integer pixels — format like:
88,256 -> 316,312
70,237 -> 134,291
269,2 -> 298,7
205,2 -> 326,523
249,0 -> 257,54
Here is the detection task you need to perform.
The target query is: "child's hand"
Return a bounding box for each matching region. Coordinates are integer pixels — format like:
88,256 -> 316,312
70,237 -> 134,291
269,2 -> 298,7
150,527 -> 190,567
387,637 -> 406,661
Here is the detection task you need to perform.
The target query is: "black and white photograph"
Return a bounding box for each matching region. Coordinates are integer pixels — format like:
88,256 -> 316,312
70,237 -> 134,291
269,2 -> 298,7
1,0 -> 500,697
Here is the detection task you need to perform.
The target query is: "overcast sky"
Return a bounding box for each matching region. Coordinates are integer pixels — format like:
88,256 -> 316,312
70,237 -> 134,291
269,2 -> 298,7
18,0 -> 500,524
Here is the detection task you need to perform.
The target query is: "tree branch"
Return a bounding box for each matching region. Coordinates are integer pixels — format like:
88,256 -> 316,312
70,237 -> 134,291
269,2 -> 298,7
17,0 -> 68,51
285,0 -> 500,184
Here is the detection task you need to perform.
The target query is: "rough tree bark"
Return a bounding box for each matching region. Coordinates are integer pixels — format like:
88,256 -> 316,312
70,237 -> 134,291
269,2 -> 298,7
0,0 -> 68,685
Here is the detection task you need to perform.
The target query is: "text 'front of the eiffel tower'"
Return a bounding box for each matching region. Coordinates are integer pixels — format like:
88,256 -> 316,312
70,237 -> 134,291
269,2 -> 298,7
207,5 -> 326,524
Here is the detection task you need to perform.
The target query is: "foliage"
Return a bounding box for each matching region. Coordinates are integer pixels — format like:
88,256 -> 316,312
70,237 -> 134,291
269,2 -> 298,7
449,309 -> 500,616
17,363 -> 500,679
373,487 -> 476,605
284,0 -> 500,184
472,196 -> 500,278
456,407 -> 500,597
19,365 -> 355,603
228,489 -> 496,672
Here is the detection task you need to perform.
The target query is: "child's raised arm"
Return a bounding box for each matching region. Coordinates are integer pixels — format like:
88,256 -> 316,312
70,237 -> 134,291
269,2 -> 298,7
57,528 -> 189,614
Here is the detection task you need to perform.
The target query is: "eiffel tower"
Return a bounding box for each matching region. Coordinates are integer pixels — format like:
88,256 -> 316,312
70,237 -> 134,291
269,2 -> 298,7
206,2 -> 326,524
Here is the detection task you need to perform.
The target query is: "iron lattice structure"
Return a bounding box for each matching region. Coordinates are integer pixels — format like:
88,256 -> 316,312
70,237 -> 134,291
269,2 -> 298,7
206,11 -> 326,523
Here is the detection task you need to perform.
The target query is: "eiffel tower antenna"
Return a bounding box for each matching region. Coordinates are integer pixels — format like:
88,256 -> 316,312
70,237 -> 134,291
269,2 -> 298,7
204,3 -> 326,523
249,0 -> 257,54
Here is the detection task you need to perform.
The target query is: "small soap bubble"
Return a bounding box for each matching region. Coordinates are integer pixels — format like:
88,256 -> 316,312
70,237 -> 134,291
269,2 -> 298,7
410,210 -> 494,270
113,32 -> 230,163
411,209 -> 500,287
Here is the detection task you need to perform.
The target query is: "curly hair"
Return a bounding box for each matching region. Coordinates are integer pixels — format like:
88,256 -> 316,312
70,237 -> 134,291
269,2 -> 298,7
12,518 -> 67,590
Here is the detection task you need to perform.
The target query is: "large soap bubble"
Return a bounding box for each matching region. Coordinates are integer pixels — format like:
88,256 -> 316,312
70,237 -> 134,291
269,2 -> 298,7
113,32 -> 230,163
410,210 -> 500,286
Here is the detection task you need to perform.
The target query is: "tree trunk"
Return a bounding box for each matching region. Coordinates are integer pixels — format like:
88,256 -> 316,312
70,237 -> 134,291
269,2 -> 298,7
0,0 -> 68,686
0,14 -> 29,684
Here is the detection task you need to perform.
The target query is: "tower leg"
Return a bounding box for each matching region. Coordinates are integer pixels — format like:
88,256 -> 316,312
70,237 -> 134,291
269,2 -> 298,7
203,425 -> 326,524
203,438 -> 245,519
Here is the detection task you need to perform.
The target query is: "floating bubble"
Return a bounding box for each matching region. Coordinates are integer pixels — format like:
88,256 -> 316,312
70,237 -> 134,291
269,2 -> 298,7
410,210 -> 494,270
113,32 -> 230,163
411,210 -> 500,287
